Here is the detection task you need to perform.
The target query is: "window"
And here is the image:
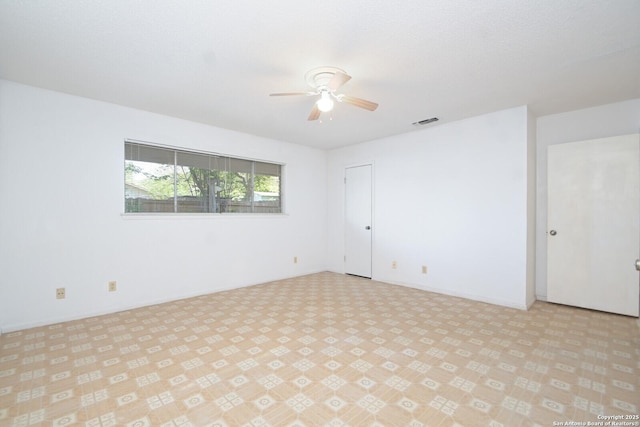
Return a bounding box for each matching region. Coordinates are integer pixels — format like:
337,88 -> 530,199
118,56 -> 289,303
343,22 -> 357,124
125,141 -> 282,214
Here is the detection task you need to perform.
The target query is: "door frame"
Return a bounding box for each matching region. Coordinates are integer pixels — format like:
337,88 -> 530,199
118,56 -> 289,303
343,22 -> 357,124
344,162 -> 374,278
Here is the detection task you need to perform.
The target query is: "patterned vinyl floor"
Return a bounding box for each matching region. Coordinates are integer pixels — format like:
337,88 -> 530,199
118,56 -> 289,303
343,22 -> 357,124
0,272 -> 638,427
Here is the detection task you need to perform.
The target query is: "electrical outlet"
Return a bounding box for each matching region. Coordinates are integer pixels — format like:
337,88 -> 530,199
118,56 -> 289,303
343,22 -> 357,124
422,265 -> 428,274
392,261 -> 397,269
293,256 -> 298,264
56,287 -> 65,299
108,281 -> 117,292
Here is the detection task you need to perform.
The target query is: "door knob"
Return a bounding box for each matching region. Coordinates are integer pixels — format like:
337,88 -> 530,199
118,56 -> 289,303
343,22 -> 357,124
365,226 -> 371,230
636,259 -> 640,272
549,230 -> 557,236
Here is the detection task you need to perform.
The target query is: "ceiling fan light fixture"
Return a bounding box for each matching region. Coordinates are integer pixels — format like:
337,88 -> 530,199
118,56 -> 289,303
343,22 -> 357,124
271,67 -> 377,120
316,91 -> 334,112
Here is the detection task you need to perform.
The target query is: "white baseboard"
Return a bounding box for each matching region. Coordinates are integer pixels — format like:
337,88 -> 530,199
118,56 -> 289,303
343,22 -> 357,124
2,270 -> 328,333
378,278 -> 529,311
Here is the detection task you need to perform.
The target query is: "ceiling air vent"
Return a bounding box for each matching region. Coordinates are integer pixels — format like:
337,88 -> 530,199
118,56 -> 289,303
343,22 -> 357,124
412,117 -> 439,126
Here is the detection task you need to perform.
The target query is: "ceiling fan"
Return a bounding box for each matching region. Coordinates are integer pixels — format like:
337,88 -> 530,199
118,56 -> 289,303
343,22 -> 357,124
270,66 -> 378,121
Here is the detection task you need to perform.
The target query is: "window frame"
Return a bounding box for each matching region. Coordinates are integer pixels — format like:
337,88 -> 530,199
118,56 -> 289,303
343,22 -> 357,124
124,139 -> 284,215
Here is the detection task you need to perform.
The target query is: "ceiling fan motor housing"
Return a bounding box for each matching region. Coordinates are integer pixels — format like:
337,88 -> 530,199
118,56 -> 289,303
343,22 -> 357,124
305,66 -> 347,90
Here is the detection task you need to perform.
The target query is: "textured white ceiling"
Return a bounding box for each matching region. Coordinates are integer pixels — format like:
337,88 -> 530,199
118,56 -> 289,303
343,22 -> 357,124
1,0 -> 639,149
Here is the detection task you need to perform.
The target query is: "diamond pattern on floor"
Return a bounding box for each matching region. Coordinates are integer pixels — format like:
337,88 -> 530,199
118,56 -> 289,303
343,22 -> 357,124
1,272 -> 639,426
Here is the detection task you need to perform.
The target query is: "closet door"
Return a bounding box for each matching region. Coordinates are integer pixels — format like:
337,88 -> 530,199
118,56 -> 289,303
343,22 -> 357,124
345,165 -> 372,278
547,134 -> 639,316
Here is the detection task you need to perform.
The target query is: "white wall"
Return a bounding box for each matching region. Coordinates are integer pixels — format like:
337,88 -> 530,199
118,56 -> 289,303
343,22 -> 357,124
327,106 -> 534,309
526,108 -> 537,307
5,78 -> 631,332
535,98 -> 640,299
0,80 -> 328,332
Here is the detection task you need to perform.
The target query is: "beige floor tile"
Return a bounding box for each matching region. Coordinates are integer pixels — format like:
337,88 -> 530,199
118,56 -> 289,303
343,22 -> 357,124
1,272 -> 638,426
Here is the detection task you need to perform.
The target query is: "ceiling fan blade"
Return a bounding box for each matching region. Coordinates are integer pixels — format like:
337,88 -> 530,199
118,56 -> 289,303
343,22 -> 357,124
307,104 -> 321,121
269,92 -> 310,96
328,71 -> 352,91
340,95 -> 379,111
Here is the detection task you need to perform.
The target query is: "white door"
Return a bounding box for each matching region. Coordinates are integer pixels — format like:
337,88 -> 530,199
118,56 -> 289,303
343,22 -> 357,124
345,165 -> 372,278
547,134 -> 640,317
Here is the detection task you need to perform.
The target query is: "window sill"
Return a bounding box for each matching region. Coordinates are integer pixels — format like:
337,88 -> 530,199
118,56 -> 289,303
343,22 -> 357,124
121,213 -> 289,220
